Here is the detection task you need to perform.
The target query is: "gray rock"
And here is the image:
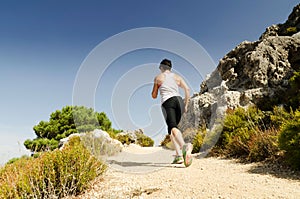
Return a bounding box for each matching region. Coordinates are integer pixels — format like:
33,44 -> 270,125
179,4 -> 300,145
59,129 -> 123,151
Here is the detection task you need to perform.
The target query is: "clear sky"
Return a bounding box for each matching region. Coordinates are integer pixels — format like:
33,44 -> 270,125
0,0 -> 299,165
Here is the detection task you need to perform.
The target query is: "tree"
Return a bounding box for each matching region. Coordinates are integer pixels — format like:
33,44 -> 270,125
24,106 -> 114,152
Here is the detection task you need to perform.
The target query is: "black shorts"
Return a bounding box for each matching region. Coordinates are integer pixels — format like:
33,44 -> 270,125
161,96 -> 184,134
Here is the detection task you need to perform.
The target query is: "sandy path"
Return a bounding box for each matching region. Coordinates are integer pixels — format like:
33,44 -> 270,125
68,146 -> 300,199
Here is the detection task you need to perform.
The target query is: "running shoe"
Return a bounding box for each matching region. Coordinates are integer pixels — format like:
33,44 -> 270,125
172,156 -> 184,164
182,143 -> 193,167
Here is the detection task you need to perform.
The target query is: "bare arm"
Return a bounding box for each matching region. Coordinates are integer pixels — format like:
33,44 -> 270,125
151,77 -> 159,99
178,75 -> 190,112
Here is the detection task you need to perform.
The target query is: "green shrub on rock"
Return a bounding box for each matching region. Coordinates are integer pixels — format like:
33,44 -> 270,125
24,106 -> 115,153
116,131 -> 154,147
116,134 -> 134,145
136,133 -> 154,147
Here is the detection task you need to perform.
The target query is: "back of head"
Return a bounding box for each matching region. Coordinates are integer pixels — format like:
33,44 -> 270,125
159,59 -> 172,71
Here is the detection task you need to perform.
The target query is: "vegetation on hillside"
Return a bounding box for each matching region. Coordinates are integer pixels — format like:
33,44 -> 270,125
0,136 -> 106,198
24,106 -> 119,152
1,104 -> 156,198
116,132 -> 154,147
190,69 -> 300,169
278,109 -> 300,169
209,105 -> 300,169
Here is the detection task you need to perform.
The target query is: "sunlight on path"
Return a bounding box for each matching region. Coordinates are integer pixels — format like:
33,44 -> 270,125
105,145 -> 181,173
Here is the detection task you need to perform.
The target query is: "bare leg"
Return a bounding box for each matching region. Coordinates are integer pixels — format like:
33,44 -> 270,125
171,127 -> 185,149
170,134 -> 181,156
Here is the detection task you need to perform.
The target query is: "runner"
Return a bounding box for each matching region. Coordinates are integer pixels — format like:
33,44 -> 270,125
151,58 -> 193,167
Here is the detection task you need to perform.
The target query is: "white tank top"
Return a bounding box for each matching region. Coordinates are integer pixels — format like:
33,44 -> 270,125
159,72 -> 180,103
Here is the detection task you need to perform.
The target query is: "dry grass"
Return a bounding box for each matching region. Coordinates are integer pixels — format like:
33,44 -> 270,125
0,136 -> 106,198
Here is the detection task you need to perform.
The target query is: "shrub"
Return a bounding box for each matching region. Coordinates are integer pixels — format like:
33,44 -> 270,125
192,129 -> 206,153
6,155 -> 31,165
214,105 -> 283,160
136,133 -> 154,147
25,106 -> 116,152
160,134 -> 170,147
24,138 -> 59,152
217,106 -> 265,157
106,129 -> 122,139
270,106 -> 294,128
225,127 -> 255,157
116,134 -> 134,145
0,136 -> 106,198
248,128 -> 280,162
115,132 -> 154,147
287,71 -> 300,109
278,109 -> 300,169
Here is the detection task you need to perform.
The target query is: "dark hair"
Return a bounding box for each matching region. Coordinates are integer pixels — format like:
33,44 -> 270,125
160,59 -> 172,68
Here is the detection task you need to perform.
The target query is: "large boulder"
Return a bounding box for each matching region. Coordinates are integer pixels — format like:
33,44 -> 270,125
59,129 -> 123,156
179,4 -> 300,143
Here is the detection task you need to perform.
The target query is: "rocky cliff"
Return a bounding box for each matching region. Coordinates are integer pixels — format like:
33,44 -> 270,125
179,4 -> 300,142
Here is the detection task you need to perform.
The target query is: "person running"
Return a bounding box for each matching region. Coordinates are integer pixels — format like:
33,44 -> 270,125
151,58 -> 193,167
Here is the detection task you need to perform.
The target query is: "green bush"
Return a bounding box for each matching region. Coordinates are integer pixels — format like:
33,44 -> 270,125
106,129 -> 122,139
24,138 -> 59,152
214,105 -> 300,163
192,129 -> 206,153
6,155 -> 31,165
217,106 -> 265,157
25,106 -> 116,152
278,109 -> 300,169
160,134 -> 170,147
214,106 -> 282,161
287,71 -> 300,109
116,134 -> 134,145
270,106 -> 294,128
136,133 -> 154,147
0,136 -> 106,198
115,132 -> 154,147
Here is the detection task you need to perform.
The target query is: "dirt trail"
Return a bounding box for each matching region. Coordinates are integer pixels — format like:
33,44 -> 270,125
68,146 -> 300,199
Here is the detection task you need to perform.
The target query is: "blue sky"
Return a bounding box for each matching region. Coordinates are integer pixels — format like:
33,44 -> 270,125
0,0 -> 299,165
